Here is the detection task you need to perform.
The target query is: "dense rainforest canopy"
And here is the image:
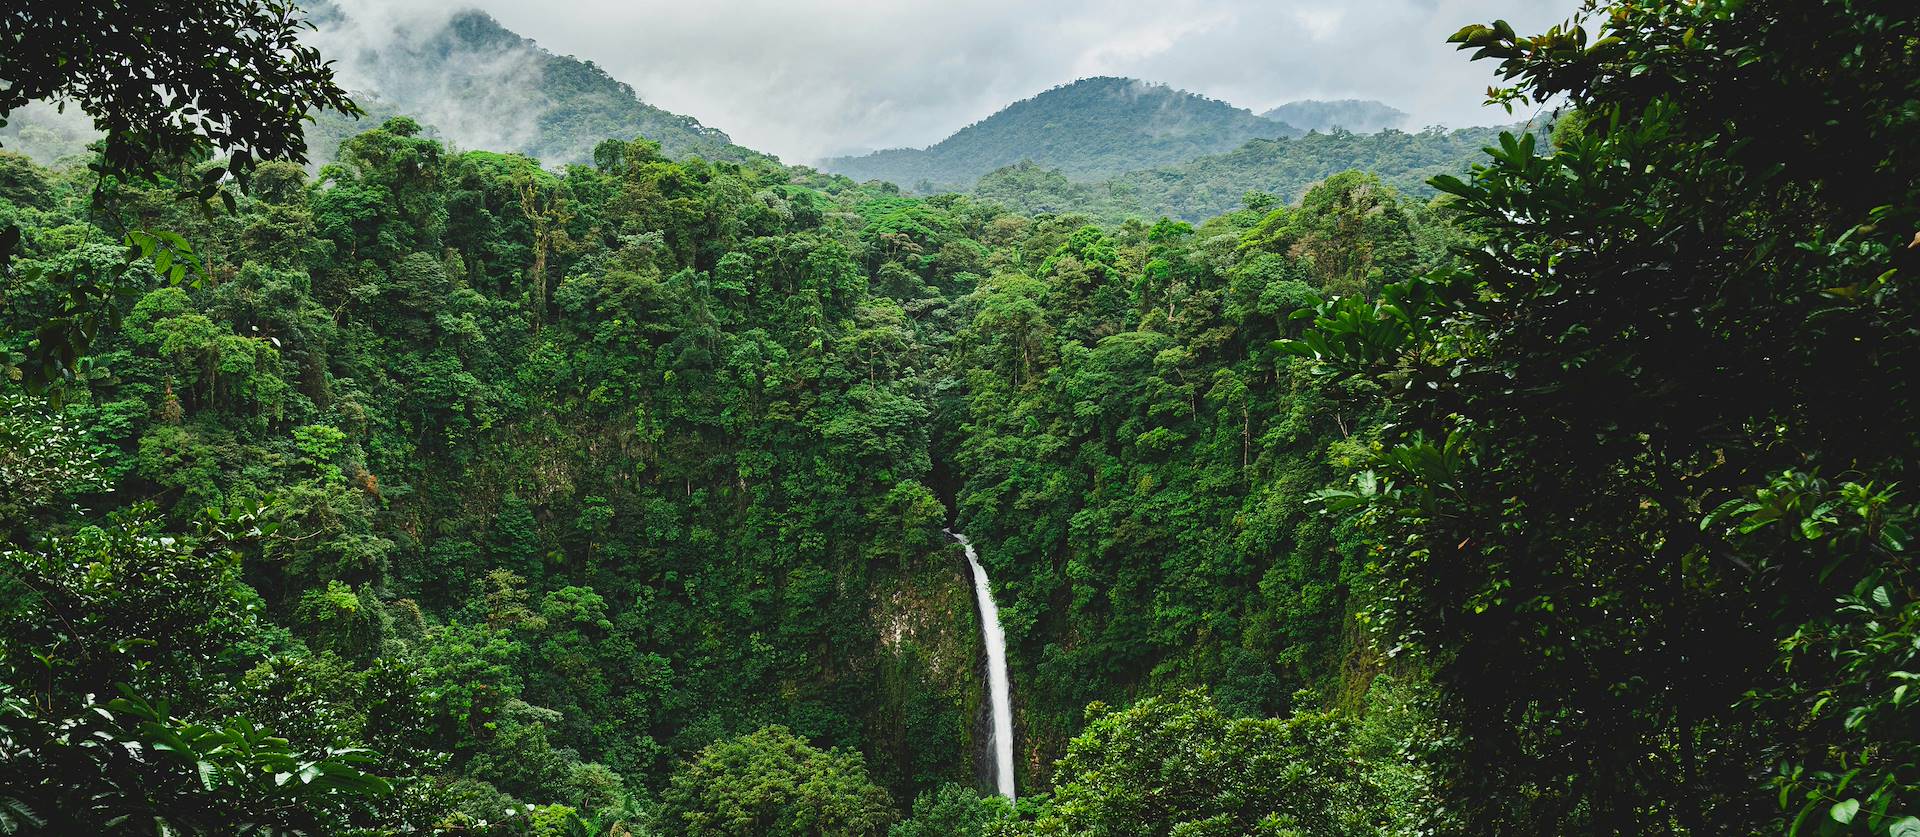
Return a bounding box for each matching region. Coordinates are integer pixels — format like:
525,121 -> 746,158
971,124 -> 1527,223
1,0 -> 1917,835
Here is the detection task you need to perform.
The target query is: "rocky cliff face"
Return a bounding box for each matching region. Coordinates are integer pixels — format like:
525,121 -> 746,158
865,540 -> 988,798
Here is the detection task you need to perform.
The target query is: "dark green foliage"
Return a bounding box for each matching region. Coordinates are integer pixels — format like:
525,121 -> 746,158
0,154 -> 51,210
889,783 -> 1012,837
0,0 -> 360,393
976,124 -> 1527,223
0,683 -> 394,835
825,78 -> 1299,192
0,512 -> 402,833
0,117 -> 1005,831
950,176 -> 1462,772
0,0 -> 357,181
12,1 -> 1905,833
1291,0 -> 1920,832
660,725 -> 896,837
1009,690 -> 1387,836
0,391 -> 104,539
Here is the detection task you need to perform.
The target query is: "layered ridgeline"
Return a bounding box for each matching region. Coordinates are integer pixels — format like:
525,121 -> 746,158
818,77 -> 1507,223
10,1 -> 1915,834
822,77 -> 1302,192
1261,99 -> 1409,133
0,5 -> 765,169
0,19 -> 1474,228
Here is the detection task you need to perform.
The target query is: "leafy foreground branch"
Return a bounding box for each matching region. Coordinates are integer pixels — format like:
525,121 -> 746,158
1,0 -> 1916,834
1290,0 -> 1920,832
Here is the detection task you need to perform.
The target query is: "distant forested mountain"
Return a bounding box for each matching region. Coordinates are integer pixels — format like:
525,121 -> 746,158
0,6 -> 767,168
1260,99 -> 1408,133
304,6 -> 767,166
975,124 -> 1523,222
822,77 -> 1301,191
11,1 -> 1913,834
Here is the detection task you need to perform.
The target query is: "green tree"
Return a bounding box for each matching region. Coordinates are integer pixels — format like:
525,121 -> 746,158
0,0 -> 358,388
0,0 -> 355,183
1240,171 -> 1421,299
0,512 -> 397,832
1015,691 -> 1386,836
890,783 -> 1012,837
0,392 -> 104,540
661,725 -> 896,837
1292,0 -> 1920,831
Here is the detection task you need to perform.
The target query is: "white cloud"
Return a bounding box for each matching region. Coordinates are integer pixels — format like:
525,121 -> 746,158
1290,8 -> 1345,41
322,0 -> 1577,163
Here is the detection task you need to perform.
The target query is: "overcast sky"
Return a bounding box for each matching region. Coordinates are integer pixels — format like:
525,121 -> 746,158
352,0 -> 1578,164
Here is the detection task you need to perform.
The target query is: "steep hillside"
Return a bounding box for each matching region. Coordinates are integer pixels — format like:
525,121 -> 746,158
822,77 -> 1300,191
975,124 -> 1519,222
8,2 -> 1914,835
305,6 -> 768,166
1260,99 -> 1408,133
0,7 -> 770,169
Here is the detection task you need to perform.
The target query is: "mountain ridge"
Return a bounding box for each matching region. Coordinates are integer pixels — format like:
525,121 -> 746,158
1260,99 -> 1409,133
821,76 -> 1302,191
0,5 -> 773,169
303,5 -> 768,166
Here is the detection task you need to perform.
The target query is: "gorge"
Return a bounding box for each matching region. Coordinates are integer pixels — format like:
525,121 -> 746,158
4,1 -> 1912,834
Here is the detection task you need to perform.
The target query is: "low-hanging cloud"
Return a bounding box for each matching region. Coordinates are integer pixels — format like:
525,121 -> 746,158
315,0 -> 1577,165
306,0 -> 554,156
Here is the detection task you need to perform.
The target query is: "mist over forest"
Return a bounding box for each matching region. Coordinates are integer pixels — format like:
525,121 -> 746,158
2,1 -> 1916,836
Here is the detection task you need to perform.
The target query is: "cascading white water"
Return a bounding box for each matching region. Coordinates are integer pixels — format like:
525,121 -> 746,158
948,530 -> 1015,801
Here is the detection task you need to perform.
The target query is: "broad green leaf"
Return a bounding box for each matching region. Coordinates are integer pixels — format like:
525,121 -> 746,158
1831,798 -> 1859,824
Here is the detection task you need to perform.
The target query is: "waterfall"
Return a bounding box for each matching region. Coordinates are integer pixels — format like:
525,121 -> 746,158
948,529 -> 1015,801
